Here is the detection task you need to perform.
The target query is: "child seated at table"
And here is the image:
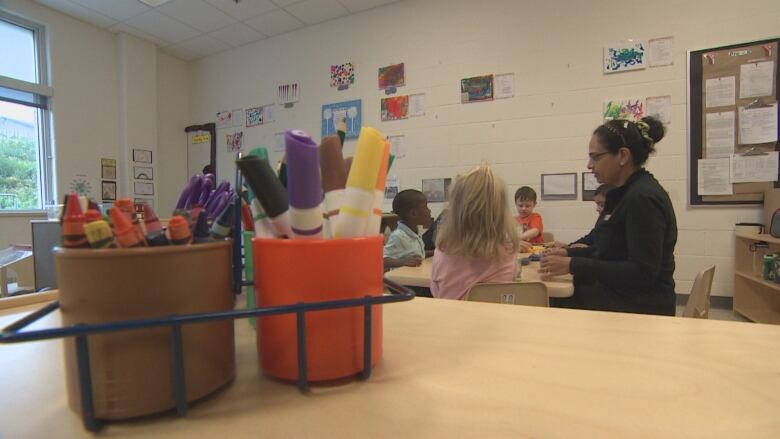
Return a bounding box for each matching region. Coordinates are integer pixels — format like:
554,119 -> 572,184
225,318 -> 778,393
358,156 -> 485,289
515,186 -> 545,244
384,189 -> 431,270
431,165 -> 524,300
547,184 -> 614,250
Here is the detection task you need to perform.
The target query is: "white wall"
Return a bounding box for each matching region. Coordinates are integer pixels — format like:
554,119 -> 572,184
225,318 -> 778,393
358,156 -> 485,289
157,52 -> 190,214
0,1 -> 190,248
188,0 -> 779,297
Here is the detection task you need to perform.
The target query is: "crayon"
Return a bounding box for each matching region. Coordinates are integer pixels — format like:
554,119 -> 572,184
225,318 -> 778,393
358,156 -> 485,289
367,139 -> 391,234
285,129 -> 323,239
334,127 -> 385,238
110,207 -> 146,248
84,220 -> 115,248
236,155 -> 293,238
143,204 -> 169,246
319,135 -> 346,239
212,197 -> 236,239
192,209 -> 213,244
61,193 -> 89,248
167,215 -> 192,245
115,197 -> 146,238
84,209 -> 103,223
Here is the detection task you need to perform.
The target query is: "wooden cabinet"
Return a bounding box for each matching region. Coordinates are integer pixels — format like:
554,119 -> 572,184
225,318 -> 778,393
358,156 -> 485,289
734,233 -> 780,323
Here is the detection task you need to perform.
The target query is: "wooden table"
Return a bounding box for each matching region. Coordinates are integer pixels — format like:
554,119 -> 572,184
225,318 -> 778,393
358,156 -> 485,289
2,296 -> 779,437
385,254 -> 574,297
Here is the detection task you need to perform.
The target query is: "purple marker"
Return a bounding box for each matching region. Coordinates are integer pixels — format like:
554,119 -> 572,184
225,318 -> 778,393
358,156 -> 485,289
285,129 -> 323,239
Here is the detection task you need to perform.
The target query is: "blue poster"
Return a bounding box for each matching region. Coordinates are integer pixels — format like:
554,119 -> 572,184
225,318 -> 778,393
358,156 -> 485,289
321,99 -> 361,139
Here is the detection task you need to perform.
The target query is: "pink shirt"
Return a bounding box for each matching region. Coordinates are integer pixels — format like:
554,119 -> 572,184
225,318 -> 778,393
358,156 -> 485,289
430,248 -> 519,300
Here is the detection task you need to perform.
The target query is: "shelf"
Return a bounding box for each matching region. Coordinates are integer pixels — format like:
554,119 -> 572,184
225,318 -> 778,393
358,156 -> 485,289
735,233 -> 780,245
734,306 -> 780,325
735,271 -> 780,291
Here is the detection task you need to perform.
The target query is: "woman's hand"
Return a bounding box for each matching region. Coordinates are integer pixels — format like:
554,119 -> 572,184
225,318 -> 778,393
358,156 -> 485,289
545,240 -> 567,248
539,255 -> 571,277
543,247 -> 567,257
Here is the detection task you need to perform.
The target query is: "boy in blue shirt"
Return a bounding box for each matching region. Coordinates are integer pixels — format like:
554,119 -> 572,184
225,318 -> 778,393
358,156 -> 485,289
384,189 -> 432,269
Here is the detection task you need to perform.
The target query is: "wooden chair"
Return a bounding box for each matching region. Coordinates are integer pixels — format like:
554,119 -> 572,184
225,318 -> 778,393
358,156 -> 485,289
542,232 -> 555,243
682,266 -> 716,318
465,282 -> 549,307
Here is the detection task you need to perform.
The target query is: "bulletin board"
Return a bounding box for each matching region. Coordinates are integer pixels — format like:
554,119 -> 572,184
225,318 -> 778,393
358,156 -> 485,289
688,38 -> 779,205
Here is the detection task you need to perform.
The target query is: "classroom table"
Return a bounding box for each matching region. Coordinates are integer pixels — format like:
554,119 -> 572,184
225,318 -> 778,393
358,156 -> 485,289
384,254 -> 574,297
2,294 -> 779,437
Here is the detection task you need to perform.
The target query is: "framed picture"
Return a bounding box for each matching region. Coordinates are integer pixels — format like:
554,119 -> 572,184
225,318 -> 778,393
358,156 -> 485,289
134,181 -> 154,196
134,197 -> 154,209
101,180 -> 116,201
422,178 -> 452,203
541,173 -> 577,200
132,148 -> 152,163
133,166 -> 153,180
460,74 -> 494,103
101,158 -> 116,179
582,172 -> 599,201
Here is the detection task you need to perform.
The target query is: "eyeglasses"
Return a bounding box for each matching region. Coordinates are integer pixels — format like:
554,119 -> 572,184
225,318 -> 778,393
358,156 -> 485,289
588,151 -> 611,162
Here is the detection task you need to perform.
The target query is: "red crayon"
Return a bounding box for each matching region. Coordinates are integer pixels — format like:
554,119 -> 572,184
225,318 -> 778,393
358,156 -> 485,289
167,215 -> 192,245
110,207 -> 147,248
61,193 -> 89,248
84,208 -> 103,223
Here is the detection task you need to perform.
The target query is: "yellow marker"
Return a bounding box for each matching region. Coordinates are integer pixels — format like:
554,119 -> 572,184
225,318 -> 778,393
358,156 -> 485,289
334,126 -> 385,238
84,220 -> 116,248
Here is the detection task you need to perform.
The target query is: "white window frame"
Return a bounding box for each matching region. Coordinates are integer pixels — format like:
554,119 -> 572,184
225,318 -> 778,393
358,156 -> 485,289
0,9 -> 54,214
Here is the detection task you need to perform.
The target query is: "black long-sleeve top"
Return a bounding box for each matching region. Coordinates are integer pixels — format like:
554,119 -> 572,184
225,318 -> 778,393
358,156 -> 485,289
566,169 -> 677,315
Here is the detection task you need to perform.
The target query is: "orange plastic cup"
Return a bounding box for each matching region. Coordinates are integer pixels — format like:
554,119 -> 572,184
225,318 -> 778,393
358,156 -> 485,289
253,236 -> 383,381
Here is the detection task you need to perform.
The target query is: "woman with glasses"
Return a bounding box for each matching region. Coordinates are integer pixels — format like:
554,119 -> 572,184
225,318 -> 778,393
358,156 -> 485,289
540,116 -> 678,316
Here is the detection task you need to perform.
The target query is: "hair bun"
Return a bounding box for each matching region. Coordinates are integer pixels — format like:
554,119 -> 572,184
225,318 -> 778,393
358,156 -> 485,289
641,116 -> 665,144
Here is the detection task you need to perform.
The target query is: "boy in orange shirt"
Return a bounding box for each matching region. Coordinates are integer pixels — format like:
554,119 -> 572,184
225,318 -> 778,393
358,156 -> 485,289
514,186 -> 544,244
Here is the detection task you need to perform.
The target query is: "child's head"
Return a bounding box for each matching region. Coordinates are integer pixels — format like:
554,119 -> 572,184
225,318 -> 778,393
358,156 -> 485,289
593,184 -> 614,214
436,165 -> 519,259
514,186 -> 537,218
392,189 -> 431,228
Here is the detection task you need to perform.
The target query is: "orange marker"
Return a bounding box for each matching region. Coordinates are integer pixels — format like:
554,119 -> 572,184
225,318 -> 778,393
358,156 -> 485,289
109,207 -> 146,248
167,215 -> 192,245
61,193 -> 89,248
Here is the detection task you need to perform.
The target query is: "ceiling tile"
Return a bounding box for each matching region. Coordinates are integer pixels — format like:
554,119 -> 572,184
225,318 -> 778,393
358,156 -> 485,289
174,34 -> 230,58
336,0 -> 398,13
108,22 -> 167,47
204,0 -> 278,20
125,9 -> 201,45
70,0 -> 150,21
161,44 -> 199,61
284,0 -> 347,25
157,0 -> 236,33
244,9 -> 303,37
34,0 -> 117,28
270,0 -> 303,6
209,22 -> 266,47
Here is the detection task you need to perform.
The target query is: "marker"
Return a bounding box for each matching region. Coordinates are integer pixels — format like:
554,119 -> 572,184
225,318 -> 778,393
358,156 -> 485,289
143,204 -> 169,246
278,159 -> 288,188
84,220 -> 115,248
387,153 -> 395,172
243,148 -> 273,237
212,197 -> 236,240
236,155 -> 293,238
192,210 -> 213,244
285,129 -> 323,239
337,117 -> 347,146
334,127 -> 385,238
176,175 -> 199,209
319,135 -> 347,239
110,207 -> 146,248
241,201 -> 254,232
167,215 -> 192,245
61,193 -> 89,248
367,139 -> 391,234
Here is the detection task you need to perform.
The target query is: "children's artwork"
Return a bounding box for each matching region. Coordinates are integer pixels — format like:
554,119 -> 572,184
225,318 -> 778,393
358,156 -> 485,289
246,105 -> 274,127
582,172 -> 599,201
409,93 -> 425,117
541,173 -> 577,200
330,62 -> 355,88
378,63 -> 405,89
461,74 -> 494,103
648,37 -> 674,67
101,180 -> 116,201
232,109 -> 244,127
134,181 -> 154,196
132,148 -> 152,163
278,83 -> 299,104
494,73 -> 515,99
101,158 -> 116,179
322,99 -> 361,139
381,95 -> 409,121
603,98 -> 645,121
385,176 -> 400,200
604,41 -> 646,73
216,110 -> 231,129
388,134 -> 406,159
226,131 -> 244,152
645,95 -> 672,124
133,166 -> 153,180
69,174 -> 92,197
422,178 -> 452,203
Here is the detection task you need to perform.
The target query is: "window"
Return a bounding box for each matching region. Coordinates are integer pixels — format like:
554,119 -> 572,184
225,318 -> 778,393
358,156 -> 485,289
0,11 -> 52,211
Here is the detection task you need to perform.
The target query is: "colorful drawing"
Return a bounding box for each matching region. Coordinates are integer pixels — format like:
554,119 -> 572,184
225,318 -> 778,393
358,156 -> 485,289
603,98 -> 645,121
226,131 -> 244,152
69,174 -> 92,197
460,75 -> 494,103
381,95 -> 409,121
246,106 -> 264,127
278,83 -> 299,104
216,110 -> 231,129
378,63 -> 405,89
330,62 -> 355,88
322,99 -> 361,139
604,41 -> 646,73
